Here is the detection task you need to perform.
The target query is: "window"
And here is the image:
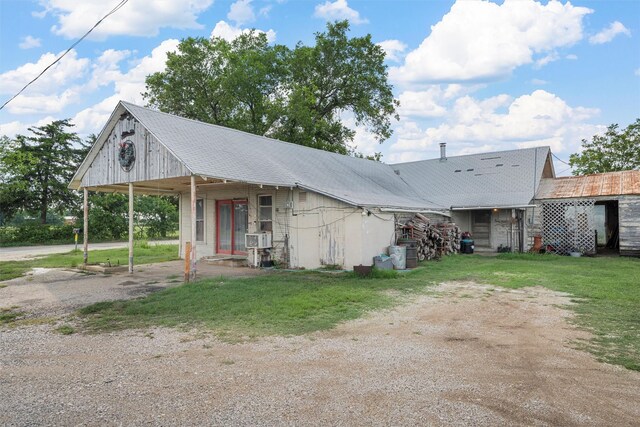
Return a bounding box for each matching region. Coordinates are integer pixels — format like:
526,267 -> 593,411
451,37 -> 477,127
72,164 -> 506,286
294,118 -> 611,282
258,195 -> 273,232
196,198 -> 204,241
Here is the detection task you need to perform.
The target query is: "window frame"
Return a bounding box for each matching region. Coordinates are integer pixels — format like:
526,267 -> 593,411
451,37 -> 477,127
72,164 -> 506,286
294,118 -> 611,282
195,198 -> 205,242
257,194 -> 273,233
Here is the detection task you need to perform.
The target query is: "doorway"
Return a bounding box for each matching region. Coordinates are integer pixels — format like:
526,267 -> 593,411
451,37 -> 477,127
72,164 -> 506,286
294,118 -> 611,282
216,199 -> 248,255
472,210 -> 491,247
595,200 -> 619,254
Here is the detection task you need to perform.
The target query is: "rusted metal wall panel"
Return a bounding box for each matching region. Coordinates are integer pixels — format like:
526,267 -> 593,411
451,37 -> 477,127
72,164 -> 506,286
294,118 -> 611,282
625,171 -> 640,195
601,173 -> 620,196
619,196 -> 640,257
537,171 -> 640,199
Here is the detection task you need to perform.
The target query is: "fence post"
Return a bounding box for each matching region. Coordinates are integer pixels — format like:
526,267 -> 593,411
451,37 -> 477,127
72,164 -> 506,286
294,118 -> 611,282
184,241 -> 191,282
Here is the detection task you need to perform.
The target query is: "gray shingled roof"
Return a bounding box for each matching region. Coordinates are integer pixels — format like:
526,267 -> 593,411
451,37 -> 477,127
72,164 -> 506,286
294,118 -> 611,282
74,101 -> 434,210
392,147 -> 552,209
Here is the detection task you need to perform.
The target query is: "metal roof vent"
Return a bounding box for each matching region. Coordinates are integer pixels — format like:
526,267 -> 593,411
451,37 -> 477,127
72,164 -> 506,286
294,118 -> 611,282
439,143 -> 447,161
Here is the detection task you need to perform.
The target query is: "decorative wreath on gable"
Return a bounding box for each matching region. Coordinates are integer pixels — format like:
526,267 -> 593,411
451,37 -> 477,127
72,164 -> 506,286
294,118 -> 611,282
118,140 -> 136,172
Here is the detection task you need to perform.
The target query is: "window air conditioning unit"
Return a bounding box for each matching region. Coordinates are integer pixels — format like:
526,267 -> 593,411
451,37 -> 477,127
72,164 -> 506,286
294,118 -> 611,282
245,233 -> 272,249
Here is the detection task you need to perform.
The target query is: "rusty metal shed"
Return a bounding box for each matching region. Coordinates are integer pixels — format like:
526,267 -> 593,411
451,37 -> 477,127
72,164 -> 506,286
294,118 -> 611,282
535,170 -> 640,256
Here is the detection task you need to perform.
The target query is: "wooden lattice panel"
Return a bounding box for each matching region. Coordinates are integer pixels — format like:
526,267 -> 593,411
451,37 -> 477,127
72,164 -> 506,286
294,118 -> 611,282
541,199 -> 596,255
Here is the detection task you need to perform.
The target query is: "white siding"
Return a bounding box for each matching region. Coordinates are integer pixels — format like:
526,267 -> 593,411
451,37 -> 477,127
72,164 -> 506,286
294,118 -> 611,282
178,185 -> 398,269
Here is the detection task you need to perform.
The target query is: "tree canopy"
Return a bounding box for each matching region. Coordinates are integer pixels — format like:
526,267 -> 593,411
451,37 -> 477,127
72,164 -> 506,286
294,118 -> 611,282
0,120 -> 85,224
144,21 -> 398,154
569,119 -> 640,175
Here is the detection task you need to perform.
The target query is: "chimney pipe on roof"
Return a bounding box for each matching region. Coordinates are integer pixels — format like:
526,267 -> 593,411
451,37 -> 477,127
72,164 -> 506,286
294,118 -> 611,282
439,143 -> 447,161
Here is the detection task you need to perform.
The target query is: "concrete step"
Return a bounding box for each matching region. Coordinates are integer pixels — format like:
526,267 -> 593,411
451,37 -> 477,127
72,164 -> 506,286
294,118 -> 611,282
203,256 -> 248,268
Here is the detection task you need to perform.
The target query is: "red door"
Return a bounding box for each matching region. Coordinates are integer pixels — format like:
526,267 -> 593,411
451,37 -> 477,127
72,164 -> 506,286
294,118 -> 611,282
216,200 -> 248,255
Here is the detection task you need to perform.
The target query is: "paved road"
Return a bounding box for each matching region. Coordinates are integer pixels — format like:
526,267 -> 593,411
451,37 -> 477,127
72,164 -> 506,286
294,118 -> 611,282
0,240 -> 178,261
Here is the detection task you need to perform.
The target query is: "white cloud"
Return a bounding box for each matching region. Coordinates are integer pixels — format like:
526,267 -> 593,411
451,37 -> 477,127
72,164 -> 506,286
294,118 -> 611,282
259,5 -> 272,17
0,50 -> 89,114
314,0 -> 368,25
0,35 -> 179,134
228,0 -> 256,25
72,95 -> 121,136
566,54 -> 578,60
398,88 -> 447,118
534,51 -> 560,69
346,122 -> 380,156
72,39 -> 180,134
4,89 -> 82,115
388,90 -> 601,162
19,35 -> 41,49
39,0 -> 213,40
377,40 -> 407,62
635,68 -> 640,77
0,50 -> 88,95
86,49 -> 132,91
531,78 -> 547,85
210,20 -> 276,43
589,21 -> 631,45
390,0 -> 591,84
113,39 -> 180,103
397,84 -> 482,119
0,116 -> 56,137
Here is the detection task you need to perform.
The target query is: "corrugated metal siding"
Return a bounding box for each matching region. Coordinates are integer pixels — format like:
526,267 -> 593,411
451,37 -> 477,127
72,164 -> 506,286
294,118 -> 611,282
81,118 -> 189,187
619,197 -> 640,256
537,171 -> 640,199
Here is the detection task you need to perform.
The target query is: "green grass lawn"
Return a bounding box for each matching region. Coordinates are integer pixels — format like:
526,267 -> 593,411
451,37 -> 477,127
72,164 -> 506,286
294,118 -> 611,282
0,244 -> 180,281
77,253 -> 640,370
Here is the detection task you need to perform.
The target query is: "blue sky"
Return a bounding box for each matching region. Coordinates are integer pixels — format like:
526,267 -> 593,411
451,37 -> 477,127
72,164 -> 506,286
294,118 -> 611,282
1,0 -> 638,174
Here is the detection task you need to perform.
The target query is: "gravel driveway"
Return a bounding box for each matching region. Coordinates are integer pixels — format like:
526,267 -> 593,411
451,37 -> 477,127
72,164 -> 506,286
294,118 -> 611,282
1,270 -> 639,426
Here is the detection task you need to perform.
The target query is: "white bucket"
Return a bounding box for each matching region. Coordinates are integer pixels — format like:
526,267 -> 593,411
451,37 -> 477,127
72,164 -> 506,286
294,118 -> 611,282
389,245 -> 407,270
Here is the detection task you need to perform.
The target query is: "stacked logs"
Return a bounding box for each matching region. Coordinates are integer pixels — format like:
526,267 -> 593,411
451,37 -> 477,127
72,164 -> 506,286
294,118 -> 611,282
398,213 -> 461,261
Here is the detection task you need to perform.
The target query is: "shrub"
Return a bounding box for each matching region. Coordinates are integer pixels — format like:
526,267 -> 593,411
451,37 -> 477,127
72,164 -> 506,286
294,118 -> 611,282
0,223 -> 76,245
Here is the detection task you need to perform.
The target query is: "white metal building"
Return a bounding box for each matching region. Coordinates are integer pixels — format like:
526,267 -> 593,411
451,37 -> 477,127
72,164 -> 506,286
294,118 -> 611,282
69,101 -> 435,272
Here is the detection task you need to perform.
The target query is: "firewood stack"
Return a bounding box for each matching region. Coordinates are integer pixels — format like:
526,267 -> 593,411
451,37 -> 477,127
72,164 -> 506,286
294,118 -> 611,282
397,213 -> 461,260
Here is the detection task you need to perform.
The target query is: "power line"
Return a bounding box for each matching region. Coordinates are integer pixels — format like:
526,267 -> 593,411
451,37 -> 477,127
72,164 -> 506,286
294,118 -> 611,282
0,0 -> 129,112
558,166 -> 573,175
551,152 -> 571,166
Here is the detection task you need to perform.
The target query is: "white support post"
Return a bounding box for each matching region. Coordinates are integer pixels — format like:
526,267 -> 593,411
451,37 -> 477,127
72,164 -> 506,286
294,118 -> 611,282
83,188 -> 88,265
511,208 -> 516,253
190,175 -> 197,281
129,182 -> 134,274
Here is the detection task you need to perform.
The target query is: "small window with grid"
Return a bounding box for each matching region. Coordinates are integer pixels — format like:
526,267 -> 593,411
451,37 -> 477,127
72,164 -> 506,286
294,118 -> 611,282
258,195 -> 273,232
196,198 -> 204,241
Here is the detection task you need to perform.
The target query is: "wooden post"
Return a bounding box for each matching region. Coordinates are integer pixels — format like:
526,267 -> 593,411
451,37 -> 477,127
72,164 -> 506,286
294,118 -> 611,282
190,175 -> 197,281
129,182 -> 134,274
83,188 -> 88,265
184,241 -> 191,282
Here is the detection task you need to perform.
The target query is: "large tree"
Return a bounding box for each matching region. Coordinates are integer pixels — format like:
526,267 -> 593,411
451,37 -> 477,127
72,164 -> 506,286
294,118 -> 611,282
0,120 -> 86,224
144,31 -> 288,137
569,119 -> 640,175
0,136 -> 30,225
144,21 -> 398,154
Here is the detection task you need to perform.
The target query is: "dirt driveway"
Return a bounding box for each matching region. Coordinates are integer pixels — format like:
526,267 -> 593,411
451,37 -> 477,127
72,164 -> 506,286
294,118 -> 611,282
1,269 -> 639,426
